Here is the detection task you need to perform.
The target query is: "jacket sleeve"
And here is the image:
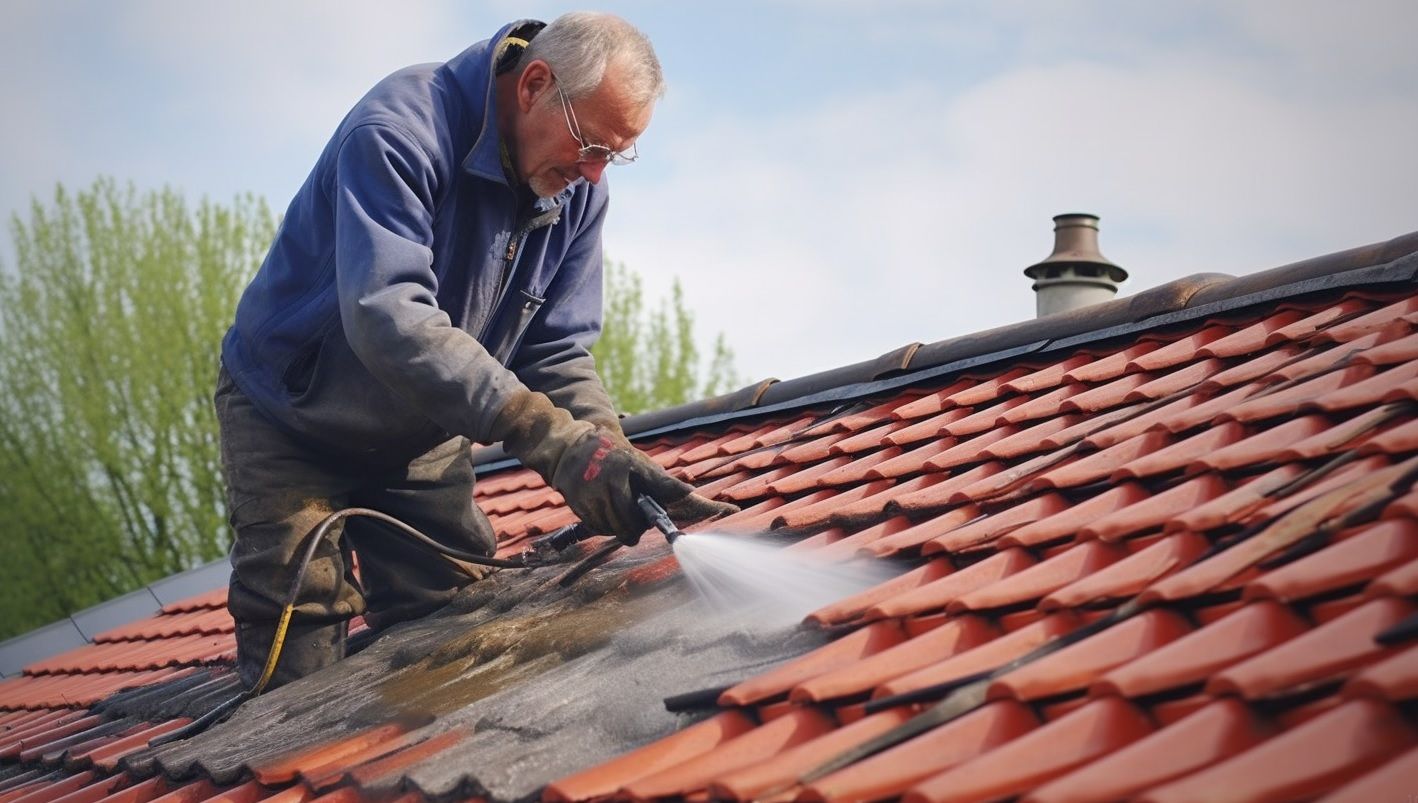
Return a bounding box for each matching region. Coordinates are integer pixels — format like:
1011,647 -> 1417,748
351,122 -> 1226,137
332,121 -> 527,444
510,190 -> 622,433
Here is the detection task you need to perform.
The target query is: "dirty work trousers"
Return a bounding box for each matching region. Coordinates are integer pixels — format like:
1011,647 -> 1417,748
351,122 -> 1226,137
215,365 -> 497,685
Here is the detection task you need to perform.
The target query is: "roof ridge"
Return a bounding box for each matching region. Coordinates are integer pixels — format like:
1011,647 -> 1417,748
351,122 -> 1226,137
470,229 -> 1418,470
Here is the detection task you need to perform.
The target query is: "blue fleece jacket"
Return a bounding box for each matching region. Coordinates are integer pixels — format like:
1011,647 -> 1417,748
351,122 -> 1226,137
221,21 -> 617,460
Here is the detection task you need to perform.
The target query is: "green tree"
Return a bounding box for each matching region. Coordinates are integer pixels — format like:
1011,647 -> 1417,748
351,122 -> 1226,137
0,183 -> 736,641
592,259 -> 740,415
0,179 -> 275,639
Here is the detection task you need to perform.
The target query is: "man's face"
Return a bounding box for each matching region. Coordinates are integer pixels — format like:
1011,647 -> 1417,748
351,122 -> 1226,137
511,59 -> 653,199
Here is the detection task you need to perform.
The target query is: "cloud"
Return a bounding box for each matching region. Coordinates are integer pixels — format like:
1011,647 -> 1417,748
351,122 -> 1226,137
609,36 -> 1418,383
0,1 -> 483,234
4,1 -> 1414,389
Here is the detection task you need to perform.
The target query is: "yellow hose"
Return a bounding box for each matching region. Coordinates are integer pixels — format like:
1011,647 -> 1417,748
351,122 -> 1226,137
251,603 -> 294,695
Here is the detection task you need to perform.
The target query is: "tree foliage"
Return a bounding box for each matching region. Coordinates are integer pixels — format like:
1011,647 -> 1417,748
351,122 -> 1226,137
591,260 -> 740,415
0,179 -> 275,639
0,183 -> 739,640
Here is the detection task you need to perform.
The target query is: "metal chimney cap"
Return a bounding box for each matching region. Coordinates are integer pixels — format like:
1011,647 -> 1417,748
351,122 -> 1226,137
1024,213 -> 1129,283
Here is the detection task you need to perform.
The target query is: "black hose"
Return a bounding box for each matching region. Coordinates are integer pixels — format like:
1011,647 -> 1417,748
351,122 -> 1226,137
148,690 -> 251,747
293,508 -> 537,576
555,540 -> 624,587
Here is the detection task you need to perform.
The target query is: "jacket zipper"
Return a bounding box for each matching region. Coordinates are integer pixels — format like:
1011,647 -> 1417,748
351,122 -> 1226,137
478,206 -> 562,342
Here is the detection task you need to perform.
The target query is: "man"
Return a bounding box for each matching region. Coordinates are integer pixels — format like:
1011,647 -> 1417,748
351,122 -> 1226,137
217,12 -> 733,691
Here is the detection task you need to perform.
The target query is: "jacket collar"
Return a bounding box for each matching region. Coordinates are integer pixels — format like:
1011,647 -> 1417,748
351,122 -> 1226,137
447,20 -> 580,209
444,20 -> 526,186
449,20 -> 565,198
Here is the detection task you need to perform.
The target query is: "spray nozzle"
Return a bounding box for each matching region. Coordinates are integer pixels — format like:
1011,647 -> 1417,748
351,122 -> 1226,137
636,495 -> 685,544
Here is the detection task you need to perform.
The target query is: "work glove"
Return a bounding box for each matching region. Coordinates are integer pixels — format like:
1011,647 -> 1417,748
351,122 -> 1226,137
491,389 -> 738,544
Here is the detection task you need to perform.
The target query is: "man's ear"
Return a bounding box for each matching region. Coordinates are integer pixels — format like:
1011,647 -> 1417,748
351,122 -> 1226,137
518,59 -> 554,113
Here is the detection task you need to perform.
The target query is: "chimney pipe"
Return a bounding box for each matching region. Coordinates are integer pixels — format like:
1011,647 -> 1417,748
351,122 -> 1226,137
1024,213 -> 1128,318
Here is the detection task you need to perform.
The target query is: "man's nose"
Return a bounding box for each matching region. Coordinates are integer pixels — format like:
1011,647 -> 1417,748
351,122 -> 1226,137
577,160 -> 607,184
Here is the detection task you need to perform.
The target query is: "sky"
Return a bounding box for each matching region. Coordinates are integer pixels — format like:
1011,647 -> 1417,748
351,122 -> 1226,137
2,1 -> 1416,386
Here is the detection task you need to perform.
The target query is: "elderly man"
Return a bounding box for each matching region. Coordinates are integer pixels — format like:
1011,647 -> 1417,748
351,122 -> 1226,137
217,12 -> 731,690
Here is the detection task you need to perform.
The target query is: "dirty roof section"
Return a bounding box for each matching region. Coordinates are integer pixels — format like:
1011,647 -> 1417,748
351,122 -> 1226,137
3,230 -> 1418,801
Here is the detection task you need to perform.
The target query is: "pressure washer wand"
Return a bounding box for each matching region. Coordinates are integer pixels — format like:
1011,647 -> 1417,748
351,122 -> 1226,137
527,493 -> 685,566
636,495 -> 685,544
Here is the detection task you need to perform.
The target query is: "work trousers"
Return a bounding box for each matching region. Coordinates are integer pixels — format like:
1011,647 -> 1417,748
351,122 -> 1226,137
215,366 -> 498,636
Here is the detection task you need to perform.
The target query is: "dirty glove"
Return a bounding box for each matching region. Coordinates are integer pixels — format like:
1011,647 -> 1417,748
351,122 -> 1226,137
491,390 -> 737,544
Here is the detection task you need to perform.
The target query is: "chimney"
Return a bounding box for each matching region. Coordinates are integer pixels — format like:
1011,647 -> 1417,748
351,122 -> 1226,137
1024,213 -> 1128,317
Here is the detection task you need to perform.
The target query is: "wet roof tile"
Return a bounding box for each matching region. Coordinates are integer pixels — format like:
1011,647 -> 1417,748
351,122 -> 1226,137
250,724 -> 411,786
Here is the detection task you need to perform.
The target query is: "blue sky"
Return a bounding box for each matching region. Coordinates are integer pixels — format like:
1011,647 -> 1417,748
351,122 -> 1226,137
3,1 -> 1415,383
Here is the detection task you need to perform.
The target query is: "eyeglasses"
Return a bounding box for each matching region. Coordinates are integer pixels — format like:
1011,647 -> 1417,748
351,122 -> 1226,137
551,74 -> 639,166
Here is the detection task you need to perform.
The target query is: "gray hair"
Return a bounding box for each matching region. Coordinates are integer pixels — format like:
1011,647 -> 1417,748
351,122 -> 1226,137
523,11 -> 665,106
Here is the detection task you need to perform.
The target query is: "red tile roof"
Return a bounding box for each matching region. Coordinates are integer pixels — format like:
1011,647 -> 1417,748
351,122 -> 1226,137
3,235 -> 1418,801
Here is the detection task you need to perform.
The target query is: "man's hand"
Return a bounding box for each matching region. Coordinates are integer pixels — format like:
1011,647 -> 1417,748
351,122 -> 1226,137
554,430 -> 735,543
491,389 -> 737,544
